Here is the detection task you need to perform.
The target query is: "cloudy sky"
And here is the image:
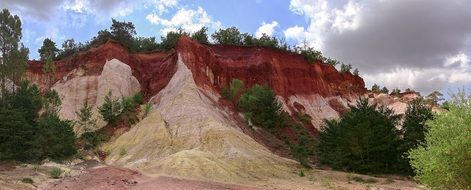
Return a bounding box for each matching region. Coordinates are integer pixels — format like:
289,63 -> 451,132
2,0 -> 471,95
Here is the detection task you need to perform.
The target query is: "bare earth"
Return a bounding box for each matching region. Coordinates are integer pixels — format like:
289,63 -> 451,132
1,161 -> 424,190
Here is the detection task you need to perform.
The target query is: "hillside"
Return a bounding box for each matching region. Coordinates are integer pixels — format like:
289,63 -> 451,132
10,37 -> 423,190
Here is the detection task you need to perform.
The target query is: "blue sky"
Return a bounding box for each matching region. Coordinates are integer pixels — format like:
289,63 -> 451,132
2,0 -> 471,95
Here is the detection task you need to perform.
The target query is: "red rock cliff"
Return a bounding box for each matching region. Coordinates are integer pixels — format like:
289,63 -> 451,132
28,37 -> 366,99
176,36 -> 366,98
27,40 -> 177,96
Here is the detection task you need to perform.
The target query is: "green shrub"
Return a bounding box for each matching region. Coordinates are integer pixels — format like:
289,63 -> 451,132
98,91 -> 122,124
80,131 -> 109,150
21,177 -> 34,184
49,167 -> 62,179
238,85 -> 284,129
398,98 -> 433,173
142,102 -> 152,119
409,93 -> 471,189
318,98 -> 401,174
221,79 -> 245,101
35,112 -> 77,161
0,108 -> 37,161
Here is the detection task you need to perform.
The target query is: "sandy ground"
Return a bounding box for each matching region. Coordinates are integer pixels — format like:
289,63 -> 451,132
0,160 -> 425,190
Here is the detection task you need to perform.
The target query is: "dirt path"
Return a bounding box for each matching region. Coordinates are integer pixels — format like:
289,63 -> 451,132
38,166 -> 266,190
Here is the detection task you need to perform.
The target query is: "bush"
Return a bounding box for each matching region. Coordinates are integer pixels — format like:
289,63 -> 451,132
398,98 -> 433,173
80,131 -> 109,150
238,85 -> 285,129
318,98 -> 401,174
98,91 -> 122,124
0,108 -> 38,161
49,167 -> 62,179
160,29 -> 188,50
21,177 -> 34,184
409,93 -> 471,189
211,27 -> 243,45
35,112 -> 77,161
191,27 -> 209,44
220,79 -> 244,101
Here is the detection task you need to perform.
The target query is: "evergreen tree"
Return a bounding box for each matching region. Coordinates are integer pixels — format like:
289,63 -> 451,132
398,98 -> 433,173
340,63 -> 352,73
76,102 -> 96,133
0,9 -> 29,102
160,29 -> 188,50
35,112 -> 76,161
371,84 -> 381,93
191,27 -> 209,44
98,91 -> 122,124
238,85 -> 284,129
0,108 -> 38,161
318,98 -> 401,173
110,19 -> 136,48
381,86 -> 389,94
38,38 -> 59,61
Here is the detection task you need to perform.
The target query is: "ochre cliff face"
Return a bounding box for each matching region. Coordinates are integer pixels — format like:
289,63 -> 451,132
27,40 -> 177,96
176,36 -> 366,98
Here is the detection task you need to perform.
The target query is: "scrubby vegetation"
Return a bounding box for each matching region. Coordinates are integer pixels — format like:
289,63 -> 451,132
409,92 -> 471,189
318,98 -> 402,173
98,91 -> 143,126
220,79 -> 314,166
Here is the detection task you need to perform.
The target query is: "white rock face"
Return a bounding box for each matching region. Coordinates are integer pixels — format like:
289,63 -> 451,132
105,55 -> 297,184
52,59 -> 140,133
96,59 -> 141,106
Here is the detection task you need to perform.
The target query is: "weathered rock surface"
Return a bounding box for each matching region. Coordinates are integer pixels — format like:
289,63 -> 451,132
104,56 -> 297,184
52,59 -> 140,133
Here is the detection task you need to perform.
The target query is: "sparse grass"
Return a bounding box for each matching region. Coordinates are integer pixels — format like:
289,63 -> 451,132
298,170 -> 305,177
21,177 -> 33,184
119,148 -> 127,156
49,167 -> 63,179
347,174 -> 378,184
320,178 -> 333,189
383,177 -> 395,184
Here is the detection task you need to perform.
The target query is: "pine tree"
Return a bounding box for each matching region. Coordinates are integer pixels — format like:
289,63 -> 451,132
0,9 -> 29,102
76,102 -> 96,133
38,38 -> 59,61
98,91 -> 122,124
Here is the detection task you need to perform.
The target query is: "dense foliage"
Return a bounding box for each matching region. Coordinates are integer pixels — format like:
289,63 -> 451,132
238,85 -> 287,130
318,98 -> 402,173
98,91 -> 143,125
0,81 -> 76,162
409,93 -> 471,189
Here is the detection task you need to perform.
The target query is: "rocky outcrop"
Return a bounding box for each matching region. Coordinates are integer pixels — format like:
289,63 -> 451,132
175,36 -> 365,130
52,59 -> 141,133
28,40 -> 176,96
104,56 -> 297,184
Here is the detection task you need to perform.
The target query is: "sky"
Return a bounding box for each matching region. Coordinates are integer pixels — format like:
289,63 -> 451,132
2,0 -> 471,96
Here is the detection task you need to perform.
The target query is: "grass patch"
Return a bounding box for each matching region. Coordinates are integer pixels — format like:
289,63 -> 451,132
21,177 -> 33,184
298,170 -> 305,177
49,167 -> 63,179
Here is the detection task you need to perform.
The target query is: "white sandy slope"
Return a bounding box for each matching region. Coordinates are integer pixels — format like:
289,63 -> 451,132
104,55 -> 298,184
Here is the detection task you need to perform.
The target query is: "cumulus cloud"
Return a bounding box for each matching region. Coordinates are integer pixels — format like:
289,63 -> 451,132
286,0 -> 471,94
255,21 -> 279,38
146,6 -> 221,35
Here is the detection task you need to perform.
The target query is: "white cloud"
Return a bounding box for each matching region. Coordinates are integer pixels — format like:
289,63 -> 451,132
284,25 -> 305,42
255,21 -> 279,38
444,53 -> 470,68
145,0 -> 179,14
363,66 -> 471,94
331,1 -> 361,33
146,6 -> 221,35
287,0 -> 471,94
